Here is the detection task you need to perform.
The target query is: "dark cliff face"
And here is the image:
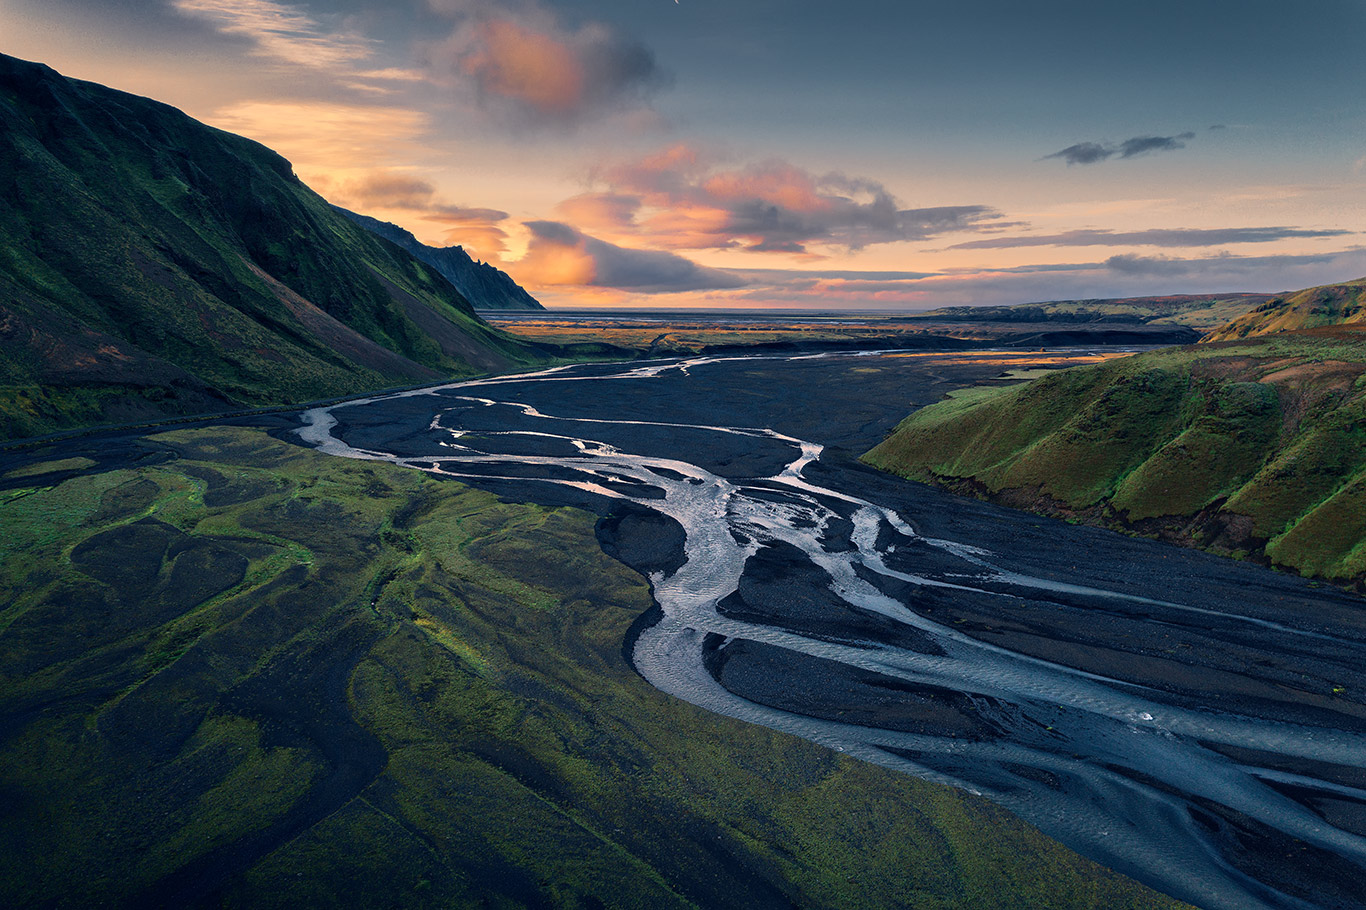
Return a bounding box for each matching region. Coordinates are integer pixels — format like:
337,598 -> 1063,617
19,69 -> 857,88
336,208 -> 544,311
0,53 -> 540,441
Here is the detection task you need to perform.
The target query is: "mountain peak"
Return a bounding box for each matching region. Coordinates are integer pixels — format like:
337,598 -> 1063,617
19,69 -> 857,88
335,208 -> 543,311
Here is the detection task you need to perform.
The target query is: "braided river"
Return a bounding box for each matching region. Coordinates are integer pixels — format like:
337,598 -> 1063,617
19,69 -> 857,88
299,351 -> 1366,910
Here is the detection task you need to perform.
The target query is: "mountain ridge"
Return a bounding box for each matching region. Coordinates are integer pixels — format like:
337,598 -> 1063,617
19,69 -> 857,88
0,52 -> 543,442
336,207 -> 544,311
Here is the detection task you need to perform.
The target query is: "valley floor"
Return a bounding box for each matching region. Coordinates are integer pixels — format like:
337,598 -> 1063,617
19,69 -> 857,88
0,397 -> 1185,908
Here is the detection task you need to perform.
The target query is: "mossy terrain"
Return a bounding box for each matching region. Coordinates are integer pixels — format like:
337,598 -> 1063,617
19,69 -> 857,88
1205,278 -> 1366,340
0,424 -> 1186,909
489,314 -> 1193,357
0,53 -> 546,442
914,292 -> 1274,331
491,317 -> 966,355
865,326 -> 1366,587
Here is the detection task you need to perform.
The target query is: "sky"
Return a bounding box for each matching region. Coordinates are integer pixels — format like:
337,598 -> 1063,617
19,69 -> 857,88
3,0 -> 1365,309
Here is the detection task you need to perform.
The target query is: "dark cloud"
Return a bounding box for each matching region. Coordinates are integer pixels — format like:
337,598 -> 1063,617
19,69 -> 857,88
342,173 -> 436,208
1045,131 -> 1197,165
519,221 -> 746,292
1044,142 -> 1115,165
897,207 -> 1005,240
1105,250 -> 1346,276
1118,132 -> 1195,158
1104,253 -> 1188,276
948,262 -> 1101,275
951,226 -> 1353,251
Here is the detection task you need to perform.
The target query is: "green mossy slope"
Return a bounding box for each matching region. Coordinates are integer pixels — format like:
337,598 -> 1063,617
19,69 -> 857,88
0,53 -> 543,441
865,329 -> 1366,586
0,426 -> 1186,909
1205,278 -> 1366,341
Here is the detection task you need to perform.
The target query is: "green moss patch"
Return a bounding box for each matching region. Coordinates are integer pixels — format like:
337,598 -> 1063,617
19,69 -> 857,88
3,456 -> 97,479
0,425 -> 1186,909
865,332 -> 1366,586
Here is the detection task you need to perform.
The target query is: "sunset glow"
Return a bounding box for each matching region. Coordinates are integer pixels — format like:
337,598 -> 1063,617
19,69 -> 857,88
5,0 -> 1361,308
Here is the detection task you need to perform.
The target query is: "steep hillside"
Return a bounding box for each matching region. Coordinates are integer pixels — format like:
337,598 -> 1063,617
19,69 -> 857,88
0,53 -> 543,441
865,325 -> 1366,586
1204,278 -> 1366,340
337,208 -> 543,311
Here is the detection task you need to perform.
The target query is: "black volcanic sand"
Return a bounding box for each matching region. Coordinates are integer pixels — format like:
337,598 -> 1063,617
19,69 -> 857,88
314,349 -> 1366,910
327,352 -> 1366,738
716,541 -> 948,654
7,348 -> 1364,908
709,636 -> 1005,740
4,414 -> 1208,910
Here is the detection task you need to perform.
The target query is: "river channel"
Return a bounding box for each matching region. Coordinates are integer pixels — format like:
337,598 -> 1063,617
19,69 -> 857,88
299,350 -> 1366,910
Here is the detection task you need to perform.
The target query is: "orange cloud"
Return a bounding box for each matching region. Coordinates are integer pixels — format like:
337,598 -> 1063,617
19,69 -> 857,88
516,234 -> 599,287
460,19 -> 586,116
428,5 -> 668,128
607,143 -> 706,184
576,144 -> 1003,255
514,221 -> 745,293
553,192 -> 641,231
702,162 -> 828,214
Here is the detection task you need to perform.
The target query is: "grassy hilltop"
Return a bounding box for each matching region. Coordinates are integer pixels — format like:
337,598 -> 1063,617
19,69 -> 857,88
866,279 -> 1366,587
0,426 -> 1185,909
1205,278 -> 1366,340
0,53 -> 543,442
